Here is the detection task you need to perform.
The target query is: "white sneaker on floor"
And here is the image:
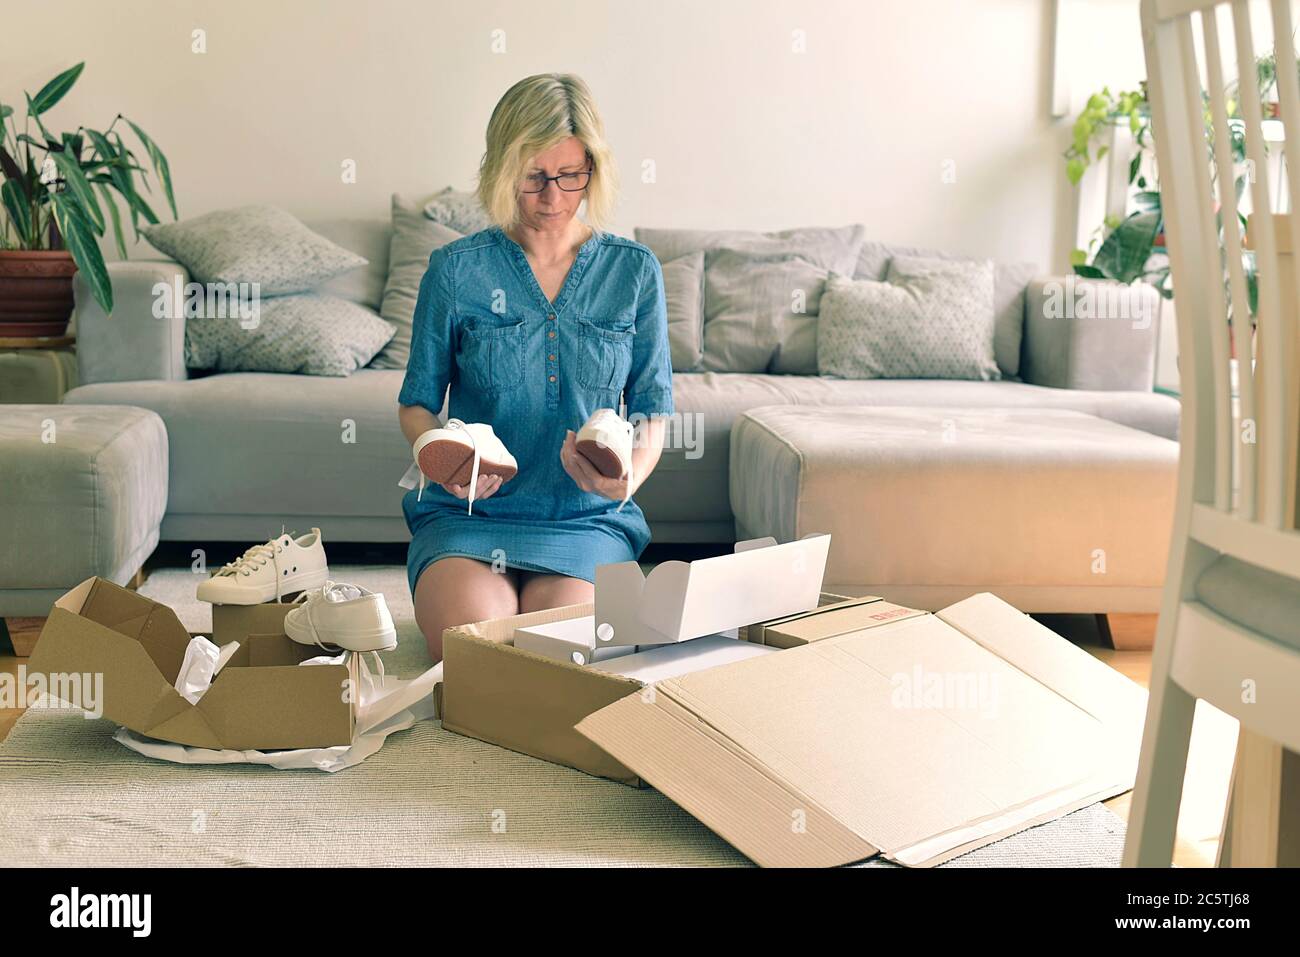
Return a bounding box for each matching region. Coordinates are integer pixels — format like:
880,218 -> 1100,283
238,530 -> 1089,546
284,580 -> 398,653
197,528 -> 329,605
412,418 -> 518,514
575,408 -> 635,511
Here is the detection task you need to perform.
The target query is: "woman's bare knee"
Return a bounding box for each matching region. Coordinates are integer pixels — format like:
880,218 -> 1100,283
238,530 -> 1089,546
413,557 -> 518,661
518,573 -> 594,614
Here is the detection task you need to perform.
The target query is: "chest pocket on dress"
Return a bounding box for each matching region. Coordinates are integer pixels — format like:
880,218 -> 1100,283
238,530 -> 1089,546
575,315 -> 634,392
457,316 -> 525,395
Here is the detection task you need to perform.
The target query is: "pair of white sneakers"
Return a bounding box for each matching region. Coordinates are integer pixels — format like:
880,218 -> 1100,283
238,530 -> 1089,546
196,529 -> 396,655
409,408 -> 636,513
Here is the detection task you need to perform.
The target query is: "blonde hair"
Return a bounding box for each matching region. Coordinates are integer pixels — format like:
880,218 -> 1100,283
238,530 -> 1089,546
476,73 -> 619,235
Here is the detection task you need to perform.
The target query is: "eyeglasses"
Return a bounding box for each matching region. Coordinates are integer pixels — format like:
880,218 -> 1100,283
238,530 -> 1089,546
519,166 -> 593,193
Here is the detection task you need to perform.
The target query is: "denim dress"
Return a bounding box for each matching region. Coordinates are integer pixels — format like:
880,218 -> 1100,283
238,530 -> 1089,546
398,224 -> 675,594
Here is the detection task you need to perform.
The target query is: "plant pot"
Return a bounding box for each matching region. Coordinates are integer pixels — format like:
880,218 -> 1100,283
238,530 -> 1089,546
0,250 -> 78,338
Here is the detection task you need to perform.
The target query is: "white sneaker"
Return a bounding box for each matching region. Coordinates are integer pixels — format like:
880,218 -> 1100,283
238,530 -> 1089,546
197,528 -> 329,605
284,581 -> 397,653
575,408 -> 635,511
412,418 -> 518,514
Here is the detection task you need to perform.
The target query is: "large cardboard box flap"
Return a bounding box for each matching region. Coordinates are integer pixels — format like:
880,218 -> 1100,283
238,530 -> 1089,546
28,577 -> 197,737
576,591 -> 1147,867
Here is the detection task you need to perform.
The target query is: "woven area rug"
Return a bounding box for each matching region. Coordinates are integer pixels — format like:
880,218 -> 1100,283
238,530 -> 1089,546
0,566 -> 1129,867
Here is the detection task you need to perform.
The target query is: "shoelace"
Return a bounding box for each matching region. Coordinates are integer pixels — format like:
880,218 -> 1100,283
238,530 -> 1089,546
217,531 -> 290,601
613,418 -> 635,513
355,649 -> 388,696
416,418 -> 482,515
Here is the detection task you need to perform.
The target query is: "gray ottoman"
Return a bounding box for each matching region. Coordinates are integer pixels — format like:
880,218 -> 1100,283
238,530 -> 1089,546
729,405 -> 1178,613
0,405 -> 167,623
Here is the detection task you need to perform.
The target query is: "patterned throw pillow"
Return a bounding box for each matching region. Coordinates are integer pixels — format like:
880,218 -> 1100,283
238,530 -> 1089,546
372,195 -> 463,369
143,205 -> 368,296
185,294 -> 395,377
817,255 -> 1000,380
422,187 -> 494,235
854,241 -> 1037,379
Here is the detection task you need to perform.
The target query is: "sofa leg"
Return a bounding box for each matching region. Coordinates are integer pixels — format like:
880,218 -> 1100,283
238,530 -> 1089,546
1095,614 -> 1114,649
2,617 -> 45,657
1101,613 -> 1158,651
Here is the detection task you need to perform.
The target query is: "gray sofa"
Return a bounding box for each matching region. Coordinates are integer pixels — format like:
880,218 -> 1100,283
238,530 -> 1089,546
63,218 -> 1180,548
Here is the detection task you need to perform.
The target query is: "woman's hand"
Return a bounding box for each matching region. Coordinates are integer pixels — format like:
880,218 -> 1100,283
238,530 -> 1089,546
441,473 -> 505,503
560,429 -> 630,502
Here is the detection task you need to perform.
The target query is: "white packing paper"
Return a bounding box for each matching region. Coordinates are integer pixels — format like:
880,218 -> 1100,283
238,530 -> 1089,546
115,661 -> 443,773
173,636 -> 241,705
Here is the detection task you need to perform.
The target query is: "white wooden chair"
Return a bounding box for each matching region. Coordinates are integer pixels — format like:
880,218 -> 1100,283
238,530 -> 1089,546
1126,0 -> 1300,867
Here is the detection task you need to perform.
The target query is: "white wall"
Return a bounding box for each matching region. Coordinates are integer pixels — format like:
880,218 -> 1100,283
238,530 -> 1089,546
4,0 -> 1144,273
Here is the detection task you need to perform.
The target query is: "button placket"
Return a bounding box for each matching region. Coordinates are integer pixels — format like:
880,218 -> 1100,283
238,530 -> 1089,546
494,226 -> 599,411
546,313 -> 559,405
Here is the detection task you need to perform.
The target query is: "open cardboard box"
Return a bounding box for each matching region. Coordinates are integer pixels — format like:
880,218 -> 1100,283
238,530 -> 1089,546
26,577 -> 357,750
445,532 -> 1147,867
441,534 -> 835,785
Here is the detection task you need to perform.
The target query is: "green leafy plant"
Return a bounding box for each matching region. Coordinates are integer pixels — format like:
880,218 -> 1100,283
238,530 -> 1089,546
1063,74 -> 1274,320
1064,85 -> 1177,298
0,62 -> 177,313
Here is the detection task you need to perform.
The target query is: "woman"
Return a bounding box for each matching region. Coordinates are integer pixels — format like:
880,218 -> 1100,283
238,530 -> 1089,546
397,73 -> 674,661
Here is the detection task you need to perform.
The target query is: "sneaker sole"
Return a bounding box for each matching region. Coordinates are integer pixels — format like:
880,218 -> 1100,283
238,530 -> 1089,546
576,437 -> 625,479
418,440 -> 518,488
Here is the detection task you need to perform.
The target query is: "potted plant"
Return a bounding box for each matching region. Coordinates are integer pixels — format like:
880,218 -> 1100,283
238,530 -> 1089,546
0,62 -> 176,337
1062,74 -> 1272,366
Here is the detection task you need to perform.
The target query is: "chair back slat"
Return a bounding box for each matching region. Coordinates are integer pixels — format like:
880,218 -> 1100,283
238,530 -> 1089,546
1268,0 -> 1300,526
1177,13 -> 1236,511
1237,0 -> 1297,529
1203,15 -> 1258,518
1228,0 -> 1289,527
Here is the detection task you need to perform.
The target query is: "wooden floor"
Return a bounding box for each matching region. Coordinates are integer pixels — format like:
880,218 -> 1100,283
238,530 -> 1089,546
0,608 -> 1236,867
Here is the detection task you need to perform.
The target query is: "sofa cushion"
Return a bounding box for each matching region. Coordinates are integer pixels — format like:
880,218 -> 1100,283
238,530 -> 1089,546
661,250 -> 705,372
636,225 -> 866,373
701,250 -> 830,374
423,187 -> 494,235
62,371 -> 1181,546
855,240 -> 1037,379
371,196 -> 462,370
307,217 -> 392,309
185,294 -> 394,377
143,205 -> 368,296
65,370 -> 414,538
1195,555 -> 1300,650
818,256 -> 1000,381
636,224 -> 866,273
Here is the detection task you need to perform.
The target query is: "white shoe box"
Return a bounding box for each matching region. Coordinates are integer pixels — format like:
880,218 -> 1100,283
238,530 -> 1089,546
513,616 -> 637,666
